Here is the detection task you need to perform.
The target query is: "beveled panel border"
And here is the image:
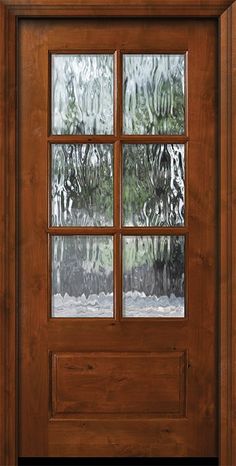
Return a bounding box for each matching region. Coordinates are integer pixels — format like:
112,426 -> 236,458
0,1 -> 235,465
50,350 -> 187,419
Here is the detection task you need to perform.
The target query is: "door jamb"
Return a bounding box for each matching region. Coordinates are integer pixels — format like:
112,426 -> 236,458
0,1 -> 235,464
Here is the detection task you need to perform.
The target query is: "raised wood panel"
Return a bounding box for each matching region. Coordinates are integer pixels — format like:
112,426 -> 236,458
51,352 -> 186,417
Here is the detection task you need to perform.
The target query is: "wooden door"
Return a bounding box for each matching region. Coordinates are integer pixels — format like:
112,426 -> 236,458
18,18 -> 217,458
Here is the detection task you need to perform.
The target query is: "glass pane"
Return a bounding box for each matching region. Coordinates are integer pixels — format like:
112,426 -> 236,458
51,144 -> 113,226
123,236 -> 185,318
52,236 -> 113,317
52,54 -> 114,135
123,54 -> 185,135
123,144 -> 185,226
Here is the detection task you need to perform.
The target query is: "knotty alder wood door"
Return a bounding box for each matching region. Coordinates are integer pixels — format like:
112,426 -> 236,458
18,18 -> 217,458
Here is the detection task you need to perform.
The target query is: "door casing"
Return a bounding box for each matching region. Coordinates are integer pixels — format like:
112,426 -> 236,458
0,1 -> 236,465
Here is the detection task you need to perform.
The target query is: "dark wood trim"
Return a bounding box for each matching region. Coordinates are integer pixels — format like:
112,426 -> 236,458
0,3 -> 6,466
0,1 -> 235,465
232,6 -> 236,463
1,0 -> 235,17
220,3 -> 236,465
47,227 -> 188,235
5,7 -> 18,466
47,135 -> 189,144
219,9 -> 231,464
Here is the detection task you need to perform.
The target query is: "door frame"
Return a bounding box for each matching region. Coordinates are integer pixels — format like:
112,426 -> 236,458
0,1 -> 235,464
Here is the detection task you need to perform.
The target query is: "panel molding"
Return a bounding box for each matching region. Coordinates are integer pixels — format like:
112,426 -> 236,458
0,0 -> 235,464
220,4 -> 236,465
51,351 -> 187,418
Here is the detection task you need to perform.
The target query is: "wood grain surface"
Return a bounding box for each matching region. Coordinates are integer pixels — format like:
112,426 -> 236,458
0,1 -> 235,464
18,18 -> 218,458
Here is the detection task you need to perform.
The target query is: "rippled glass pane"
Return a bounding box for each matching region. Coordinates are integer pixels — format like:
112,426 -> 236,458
123,54 -> 185,135
123,236 -> 185,317
52,236 -> 113,317
52,54 -> 114,135
51,144 -> 113,226
123,144 -> 185,226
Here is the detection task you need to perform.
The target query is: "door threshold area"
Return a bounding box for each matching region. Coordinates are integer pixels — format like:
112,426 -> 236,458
18,457 -> 218,466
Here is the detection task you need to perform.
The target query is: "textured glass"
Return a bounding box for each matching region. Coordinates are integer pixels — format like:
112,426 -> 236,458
123,54 -> 185,135
52,54 -> 114,135
52,236 -> 113,317
51,144 -> 113,226
123,144 -> 185,226
123,236 -> 185,317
